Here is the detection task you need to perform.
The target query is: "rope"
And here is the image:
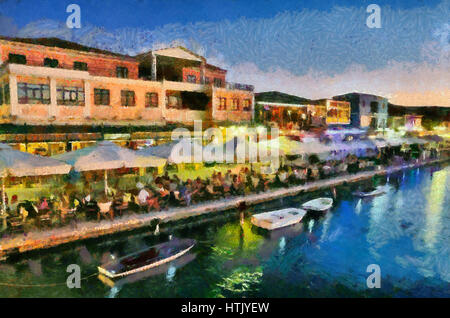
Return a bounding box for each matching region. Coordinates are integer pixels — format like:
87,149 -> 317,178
0,272 -> 98,288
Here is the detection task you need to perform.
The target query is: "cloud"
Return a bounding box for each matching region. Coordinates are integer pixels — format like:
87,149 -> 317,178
13,0 -> 450,106
228,59 -> 449,106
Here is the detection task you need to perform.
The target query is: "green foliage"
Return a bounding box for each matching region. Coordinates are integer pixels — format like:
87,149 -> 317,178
421,117 -> 440,131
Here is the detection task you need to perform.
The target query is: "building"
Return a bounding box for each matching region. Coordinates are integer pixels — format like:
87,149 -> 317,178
404,114 -> 423,132
308,99 -> 350,127
333,92 -> 388,130
255,92 -> 350,130
0,37 -> 254,154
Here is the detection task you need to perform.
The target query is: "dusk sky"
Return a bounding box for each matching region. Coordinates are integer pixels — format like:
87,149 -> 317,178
0,0 -> 449,106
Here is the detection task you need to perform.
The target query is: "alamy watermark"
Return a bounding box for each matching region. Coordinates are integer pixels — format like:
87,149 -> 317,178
366,264 -> 381,288
66,4 -> 81,29
66,264 -> 81,288
366,4 -> 381,29
170,120 -> 281,172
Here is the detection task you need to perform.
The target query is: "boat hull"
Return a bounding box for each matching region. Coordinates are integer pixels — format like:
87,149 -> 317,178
98,238 -> 196,279
301,198 -> 333,212
251,208 -> 307,230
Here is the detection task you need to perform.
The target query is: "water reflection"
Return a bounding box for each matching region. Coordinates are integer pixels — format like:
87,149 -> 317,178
0,164 -> 448,297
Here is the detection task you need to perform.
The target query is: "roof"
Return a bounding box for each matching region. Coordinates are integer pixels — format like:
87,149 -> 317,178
0,36 -> 135,60
333,92 -> 387,100
255,91 -> 312,105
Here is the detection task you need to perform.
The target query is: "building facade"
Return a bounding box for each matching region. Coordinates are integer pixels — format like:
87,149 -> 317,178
0,38 -> 254,128
333,92 -> 388,130
307,99 -> 351,127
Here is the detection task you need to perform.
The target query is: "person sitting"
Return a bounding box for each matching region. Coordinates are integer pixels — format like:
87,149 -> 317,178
146,190 -> 161,212
205,180 -> 219,200
97,194 -> 113,221
19,205 -> 28,223
137,186 -> 150,206
231,175 -> 243,196
250,171 -> 264,193
179,183 -> 192,206
223,172 -> 232,195
9,194 -> 19,217
38,197 -> 50,214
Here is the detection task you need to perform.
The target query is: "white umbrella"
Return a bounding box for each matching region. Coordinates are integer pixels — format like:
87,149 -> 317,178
137,138 -> 203,164
54,141 -> 166,194
0,143 -> 72,210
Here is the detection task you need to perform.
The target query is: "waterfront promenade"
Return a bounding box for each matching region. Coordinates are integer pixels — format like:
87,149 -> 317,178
0,158 -> 447,258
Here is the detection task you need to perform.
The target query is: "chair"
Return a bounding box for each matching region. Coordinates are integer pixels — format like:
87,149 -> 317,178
97,201 -> 113,221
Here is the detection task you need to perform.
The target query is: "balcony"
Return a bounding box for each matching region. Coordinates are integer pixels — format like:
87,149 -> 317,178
225,82 -> 254,92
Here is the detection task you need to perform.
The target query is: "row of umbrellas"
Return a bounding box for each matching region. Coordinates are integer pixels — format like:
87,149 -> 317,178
0,141 -> 167,204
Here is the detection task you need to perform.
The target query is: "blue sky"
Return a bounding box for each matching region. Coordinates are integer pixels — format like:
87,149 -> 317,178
1,0 -> 442,30
0,0 -> 449,105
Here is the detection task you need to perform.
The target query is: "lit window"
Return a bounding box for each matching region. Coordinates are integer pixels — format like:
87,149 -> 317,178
218,97 -> 226,110
231,98 -> 240,111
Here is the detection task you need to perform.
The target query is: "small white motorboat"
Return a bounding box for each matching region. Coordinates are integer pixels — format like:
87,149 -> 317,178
251,208 -> 307,230
352,185 -> 388,198
301,198 -> 333,212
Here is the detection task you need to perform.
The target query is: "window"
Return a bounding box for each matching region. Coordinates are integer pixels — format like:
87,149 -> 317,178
231,98 -> 240,111
4,84 -> 9,104
8,53 -> 26,64
187,75 -> 197,83
145,92 -> 158,108
18,83 -> 50,104
73,61 -> 88,71
204,77 -> 211,84
116,67 -> 128,78
121,90 -> 135,106
243,99 -> 251,111
213,78 -> 222,87
218,97 -> 226,110
167,95 -> 182,109
94,88 -> 110,105
370,101 -> 378,113
57,86 -> 85,106
44,58 -> 59,68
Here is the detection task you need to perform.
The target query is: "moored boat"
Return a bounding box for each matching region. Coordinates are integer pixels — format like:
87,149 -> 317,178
301,198 -> 333,212
98,237 -> 196,279
251,208 -> 307,230
352,185 -> 388,197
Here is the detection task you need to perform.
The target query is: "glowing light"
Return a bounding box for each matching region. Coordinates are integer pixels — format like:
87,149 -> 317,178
166,264 -> 176,282
279,237 -> 286,255
423,169 -> 447,249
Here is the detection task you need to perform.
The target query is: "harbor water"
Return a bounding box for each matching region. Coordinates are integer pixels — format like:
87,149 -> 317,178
0,163 -> 449,297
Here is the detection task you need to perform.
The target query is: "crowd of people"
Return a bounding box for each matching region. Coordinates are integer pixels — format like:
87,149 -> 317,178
1,142 -> 447,234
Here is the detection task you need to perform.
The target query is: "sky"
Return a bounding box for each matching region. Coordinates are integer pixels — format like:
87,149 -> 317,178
0,0 -> 449,106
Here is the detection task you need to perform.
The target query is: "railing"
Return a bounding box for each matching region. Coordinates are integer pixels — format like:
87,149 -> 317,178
225,82 -> 254,92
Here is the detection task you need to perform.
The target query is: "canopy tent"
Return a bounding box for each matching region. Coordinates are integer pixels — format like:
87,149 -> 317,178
137,138 -> 203,164
384,137 -> 406,147
0,143 -> 71,178
54,141 -> 166,171
0,143 -> 72,210
54,141 -> 166,194
404,137 -> 428,145
202,137 -> 262,163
